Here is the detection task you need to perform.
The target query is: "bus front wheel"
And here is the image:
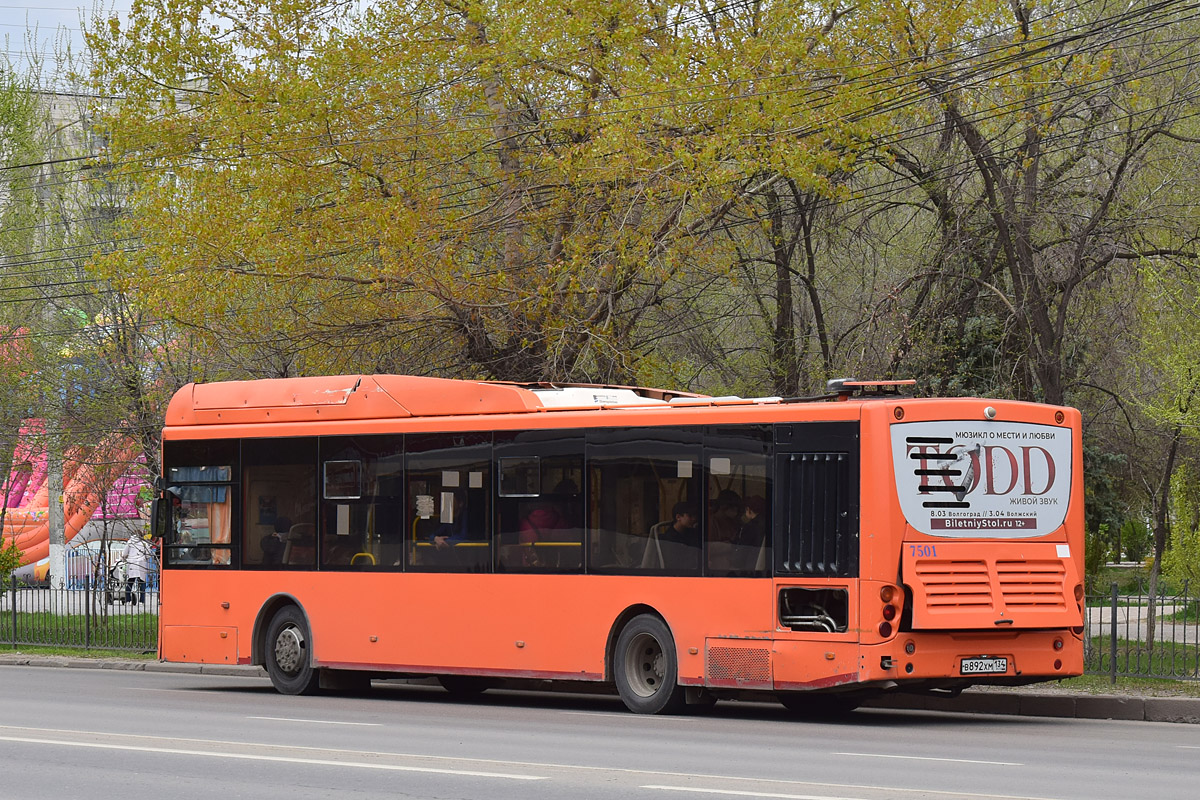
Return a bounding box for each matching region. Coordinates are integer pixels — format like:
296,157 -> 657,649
265,605 -> 320,695
614,615 -> 687,714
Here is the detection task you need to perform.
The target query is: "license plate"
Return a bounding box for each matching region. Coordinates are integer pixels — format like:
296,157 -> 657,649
961,657 -> 1008,675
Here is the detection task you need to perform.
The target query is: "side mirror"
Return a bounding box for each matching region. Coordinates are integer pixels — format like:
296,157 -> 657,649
151,498 -> 169,540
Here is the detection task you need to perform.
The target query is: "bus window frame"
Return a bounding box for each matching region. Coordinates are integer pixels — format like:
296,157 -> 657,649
317,434 -> 405,571
704,424 -> 773,578
586,426 -> 704,577
494,430 -> 585,573
405,432 -> 492,573
241,437 -> 319,571
161,439 -> 240,569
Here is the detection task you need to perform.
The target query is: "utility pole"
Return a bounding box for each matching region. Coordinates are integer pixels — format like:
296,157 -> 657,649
48,439 -> 65,590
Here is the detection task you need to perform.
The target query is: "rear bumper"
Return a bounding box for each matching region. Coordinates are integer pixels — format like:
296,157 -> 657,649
857,628 -> 1083,685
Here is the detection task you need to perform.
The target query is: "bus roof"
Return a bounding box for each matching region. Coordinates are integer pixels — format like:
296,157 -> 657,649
165,375 -> 702,426
162,374 -> 914,428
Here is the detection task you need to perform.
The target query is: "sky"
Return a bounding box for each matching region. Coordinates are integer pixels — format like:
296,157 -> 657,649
0,2 -> 130,81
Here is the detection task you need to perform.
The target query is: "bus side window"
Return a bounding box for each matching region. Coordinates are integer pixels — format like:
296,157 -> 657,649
705,425 -> 772,577
242,438 -> 318,569
166,484 -> 231,566
318,436 -> 405,570
163,442 -> 238,568
406,433 -> 491,573
496,452 -> 583,572
587,428 -> 702,575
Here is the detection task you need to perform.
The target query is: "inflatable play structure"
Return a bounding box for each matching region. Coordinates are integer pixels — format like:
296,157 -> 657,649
2,420 -> 146,580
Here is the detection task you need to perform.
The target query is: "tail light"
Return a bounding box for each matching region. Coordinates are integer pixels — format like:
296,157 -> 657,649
877,584 -> 900,638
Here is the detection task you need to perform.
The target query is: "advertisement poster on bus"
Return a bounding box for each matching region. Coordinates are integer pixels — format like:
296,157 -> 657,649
890,421 -> 1073,538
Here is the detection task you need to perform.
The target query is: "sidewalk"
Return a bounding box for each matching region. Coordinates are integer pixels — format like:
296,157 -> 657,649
2,652 -> 1197,723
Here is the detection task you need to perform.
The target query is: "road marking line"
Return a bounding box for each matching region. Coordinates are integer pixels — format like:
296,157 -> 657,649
247,716 -> 382,726
0,726 -> 1055,799
642,786 -> 867,799
833,752 -> 1021,766
563,711 -> 694,721
0,735 -> 544,780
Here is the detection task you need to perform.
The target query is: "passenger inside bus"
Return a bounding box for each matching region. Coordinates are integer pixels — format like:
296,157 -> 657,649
409,485 -> 490,571
518,498 -> 571,567
709,489 -> 742,543
735,495 -> 768,571
642,502 -> 701,571
431,491 -> 468,549
261,516 -> 289,566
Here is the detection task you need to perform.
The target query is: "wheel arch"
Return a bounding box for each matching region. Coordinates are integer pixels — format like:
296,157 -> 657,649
604,603 -> 670,682
252,593 -> 311,667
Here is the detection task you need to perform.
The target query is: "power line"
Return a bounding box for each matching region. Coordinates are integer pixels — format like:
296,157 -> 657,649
3,0 -> 1197,292
36,0 -> 1187,198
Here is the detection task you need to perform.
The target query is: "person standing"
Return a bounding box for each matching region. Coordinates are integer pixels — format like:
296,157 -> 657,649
123,534 -> 156,605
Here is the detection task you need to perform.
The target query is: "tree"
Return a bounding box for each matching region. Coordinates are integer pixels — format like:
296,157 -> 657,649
84,1 -> 906,387
1133,258 -> 1200,648
861,1 -> 1200,404
1,63 -> 50,572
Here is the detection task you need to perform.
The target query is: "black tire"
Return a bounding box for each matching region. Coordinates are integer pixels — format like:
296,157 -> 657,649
777,692 -> 860,717
265,605 -> 320,695
438,675 -> 493,697
613,614 -> 687,714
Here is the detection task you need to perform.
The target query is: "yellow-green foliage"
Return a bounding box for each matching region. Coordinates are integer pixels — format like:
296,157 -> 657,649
1165,465 -> 1200,588
82,1 -> 919,380
83,1 -> 1170,388
0,537 -> 20,587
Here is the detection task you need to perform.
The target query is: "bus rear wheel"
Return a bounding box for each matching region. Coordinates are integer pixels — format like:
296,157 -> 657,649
265,605 -> 320,695
614,615 -> 687,715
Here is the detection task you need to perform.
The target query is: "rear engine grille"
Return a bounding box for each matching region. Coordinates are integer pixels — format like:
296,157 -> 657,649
913,560 -> 994,610
996,560 -> 1066,607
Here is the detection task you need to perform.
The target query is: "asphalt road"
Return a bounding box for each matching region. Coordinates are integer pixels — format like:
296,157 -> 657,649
1,666 -> 1197,800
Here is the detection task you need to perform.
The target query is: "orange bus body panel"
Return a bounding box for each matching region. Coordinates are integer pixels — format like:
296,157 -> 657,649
158,376 -> 1086,701
161,572 -> 776,681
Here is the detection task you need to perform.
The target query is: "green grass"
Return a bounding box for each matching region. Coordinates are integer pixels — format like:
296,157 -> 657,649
1160,600 -> 1200,624
4,644 -> 157,658
1,611 -> 157,652
1089,565 -> 1151,595
1055,673 -> 1200,697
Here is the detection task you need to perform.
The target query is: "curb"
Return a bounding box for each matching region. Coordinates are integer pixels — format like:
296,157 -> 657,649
0,653 -> 266,678
864,688 -> 1200,723
2,654 -> 1197,722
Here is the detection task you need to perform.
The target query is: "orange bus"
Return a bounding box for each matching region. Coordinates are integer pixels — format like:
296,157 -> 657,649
152,375 -> 1084,714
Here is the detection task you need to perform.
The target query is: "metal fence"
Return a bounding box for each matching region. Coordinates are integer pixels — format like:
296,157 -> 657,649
1085,580 -> 1200,681
3,571 -> 1198,674
0,575 -> 158,653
